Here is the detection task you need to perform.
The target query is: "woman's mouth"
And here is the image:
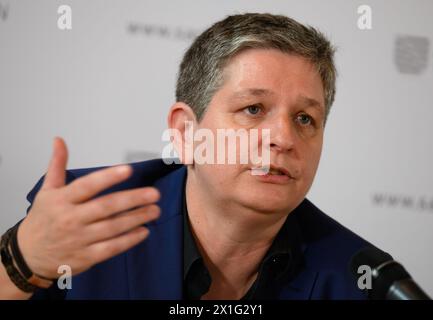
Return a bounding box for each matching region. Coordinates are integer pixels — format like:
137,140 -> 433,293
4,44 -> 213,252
249,166 -> 295,184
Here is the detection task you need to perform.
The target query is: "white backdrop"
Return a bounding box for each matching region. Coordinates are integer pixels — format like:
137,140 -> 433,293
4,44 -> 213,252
1,0 -> 432,297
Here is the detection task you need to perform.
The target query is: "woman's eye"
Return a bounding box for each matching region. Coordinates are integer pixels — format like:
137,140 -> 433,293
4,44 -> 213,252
244,105 -> 261,115
297,114 -> 314,126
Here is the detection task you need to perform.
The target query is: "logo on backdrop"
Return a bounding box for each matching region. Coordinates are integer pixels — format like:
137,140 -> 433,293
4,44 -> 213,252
372,193 -> 433,213
127,22 -> 199,41
0,2 -> 9,21
394,35 -> 430,74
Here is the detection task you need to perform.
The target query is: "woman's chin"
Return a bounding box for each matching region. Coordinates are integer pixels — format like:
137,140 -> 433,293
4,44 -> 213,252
237,191 -> 300,214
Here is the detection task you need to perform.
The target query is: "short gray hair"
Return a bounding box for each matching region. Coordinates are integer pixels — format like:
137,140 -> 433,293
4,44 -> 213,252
175,13 -> 337,124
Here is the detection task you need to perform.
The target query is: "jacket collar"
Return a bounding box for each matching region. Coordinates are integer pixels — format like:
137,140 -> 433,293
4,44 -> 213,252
125,165 -> 187,299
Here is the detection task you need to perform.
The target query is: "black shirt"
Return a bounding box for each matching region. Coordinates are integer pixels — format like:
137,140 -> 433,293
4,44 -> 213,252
182,181 -> 305,300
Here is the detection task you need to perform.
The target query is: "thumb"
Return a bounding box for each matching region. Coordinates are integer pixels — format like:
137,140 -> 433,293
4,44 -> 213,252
42,137 -> 68,190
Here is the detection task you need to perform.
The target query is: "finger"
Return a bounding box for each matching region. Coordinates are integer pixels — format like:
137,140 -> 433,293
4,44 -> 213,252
86,227 -> 150,265
65,165 -> 133,203
83,205 -> 160,244
42,137 -> 68,190
79,187 -> 160,224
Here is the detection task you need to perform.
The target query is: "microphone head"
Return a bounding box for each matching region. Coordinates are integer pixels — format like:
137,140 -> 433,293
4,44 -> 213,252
350,247 -> 409,299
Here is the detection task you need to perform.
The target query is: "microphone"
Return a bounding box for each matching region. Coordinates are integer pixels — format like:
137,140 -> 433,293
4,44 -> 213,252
350,247 -> 431,300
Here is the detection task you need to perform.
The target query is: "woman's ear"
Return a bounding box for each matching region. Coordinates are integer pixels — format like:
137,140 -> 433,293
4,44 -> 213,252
166,102 -> 196,165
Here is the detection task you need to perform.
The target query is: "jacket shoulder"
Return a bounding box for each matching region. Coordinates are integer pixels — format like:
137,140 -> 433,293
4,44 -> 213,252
296,199 -> 373,266
290,199 -> 379,299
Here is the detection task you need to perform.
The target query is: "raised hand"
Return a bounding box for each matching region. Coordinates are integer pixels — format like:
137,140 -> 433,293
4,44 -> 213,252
17,137 -> 160,279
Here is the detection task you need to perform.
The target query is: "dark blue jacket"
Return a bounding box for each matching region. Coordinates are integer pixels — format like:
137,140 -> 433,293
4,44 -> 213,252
27,159 -> 370,300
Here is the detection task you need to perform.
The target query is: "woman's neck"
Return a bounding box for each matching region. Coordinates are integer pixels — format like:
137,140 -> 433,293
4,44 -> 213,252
185,168 -> 287,299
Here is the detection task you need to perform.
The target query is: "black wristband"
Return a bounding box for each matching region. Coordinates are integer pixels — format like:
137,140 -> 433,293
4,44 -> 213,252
9,224 -> 34,279
0,226 -> 38,293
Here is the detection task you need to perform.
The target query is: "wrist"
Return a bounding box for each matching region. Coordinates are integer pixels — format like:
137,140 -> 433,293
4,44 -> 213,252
16,220 -> 42,276
0,221 -> 54,293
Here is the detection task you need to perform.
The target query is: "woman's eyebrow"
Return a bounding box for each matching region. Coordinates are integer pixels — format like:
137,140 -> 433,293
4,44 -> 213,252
229,89 -> 325,114
230,88 -> 275,100
297,95 -> 325,116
